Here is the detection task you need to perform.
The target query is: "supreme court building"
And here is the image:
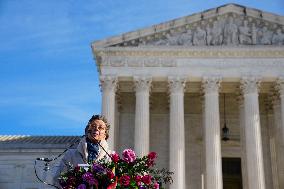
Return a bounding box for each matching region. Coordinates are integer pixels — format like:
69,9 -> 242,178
92,4 -> 284,189
1,3 -> 284,189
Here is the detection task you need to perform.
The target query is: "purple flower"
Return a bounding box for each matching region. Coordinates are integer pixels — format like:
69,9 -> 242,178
92,163 -> 105,174
77,184 -> 86,189
82,172 -> 98,186
122,149 -> 136,163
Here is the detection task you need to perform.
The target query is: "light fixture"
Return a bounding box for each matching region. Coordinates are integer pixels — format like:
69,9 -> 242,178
222,93 -> 229,141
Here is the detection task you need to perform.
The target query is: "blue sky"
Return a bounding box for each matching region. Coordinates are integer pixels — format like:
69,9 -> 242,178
0,0 -> 283,136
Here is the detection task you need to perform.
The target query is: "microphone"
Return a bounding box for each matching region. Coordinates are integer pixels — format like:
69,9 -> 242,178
36,157 -> 53,162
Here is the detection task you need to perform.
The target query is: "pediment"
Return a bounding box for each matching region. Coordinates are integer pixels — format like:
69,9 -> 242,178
92,4 -> 284,48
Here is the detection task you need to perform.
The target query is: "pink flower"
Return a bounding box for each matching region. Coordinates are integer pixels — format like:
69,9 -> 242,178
111,152 -> 120,163
77,184 -> 86,189
154,182 -> 159,189
122,149 -> 136,163
120,175 -> 131,186
134,175 -> 142,185
107,169 -> 115,179
147,152 -> 157,160
146,152 -> 157,167
142,175 -> 152,185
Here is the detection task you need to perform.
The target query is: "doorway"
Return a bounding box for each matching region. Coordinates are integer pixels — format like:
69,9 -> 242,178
222,158 -> 243,189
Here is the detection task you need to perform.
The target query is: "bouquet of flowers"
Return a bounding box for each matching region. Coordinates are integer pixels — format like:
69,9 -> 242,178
58,149 -> 173,189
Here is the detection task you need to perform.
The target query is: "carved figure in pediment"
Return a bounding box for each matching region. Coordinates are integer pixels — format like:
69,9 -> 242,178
272,28 -> 284,45
238,20 -> 252,45
224,17 -> 238,45
251,23 -> 258,44
148,33 -> 178,46
177,29 -> 193,46
259,26 -> 273,45
147,39 -> 165,46
210,21 -> 223,45
206,25 -> 212,45
193,26 -> 206,46
166,33 -> 179,45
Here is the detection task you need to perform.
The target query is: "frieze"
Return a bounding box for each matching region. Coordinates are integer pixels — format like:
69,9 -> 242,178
102,56 -> 177,67
177,58 -> 284,68
100,56 -> 284,69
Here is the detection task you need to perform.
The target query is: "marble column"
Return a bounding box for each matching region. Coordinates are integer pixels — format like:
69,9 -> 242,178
168,76 -> 186,189
272,96 -> 283,189
237,95 -> 248,189
100,75 -> 118,151
240,76 -> 266,189
201,96 -> 206,189
202,76 -> 223,189
276,77 -> 284,145
134,76 -> 152,157
269,96 -> 280,189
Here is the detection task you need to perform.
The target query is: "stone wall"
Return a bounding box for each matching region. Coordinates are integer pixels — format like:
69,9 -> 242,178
0,150 -> 62,189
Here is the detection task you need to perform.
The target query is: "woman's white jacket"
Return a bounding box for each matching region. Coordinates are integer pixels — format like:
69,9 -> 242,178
52,137 -> 110,186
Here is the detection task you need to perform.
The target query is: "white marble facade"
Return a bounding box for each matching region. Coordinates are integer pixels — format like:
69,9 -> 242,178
92,4 -> 284,189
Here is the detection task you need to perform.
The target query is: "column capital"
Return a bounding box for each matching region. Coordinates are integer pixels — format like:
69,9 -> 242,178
236,93 -> 245,107
264,93 -> 275,113
133,76 -> 152,93
168,76 -> 186,94
240,76 -> 261,95
270,93 -> 280,107
202,76 -> 222,94
275,76 -> 284,96
100,75 -> 118,92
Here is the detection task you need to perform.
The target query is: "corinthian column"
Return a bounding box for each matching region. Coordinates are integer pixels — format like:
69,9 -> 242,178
168,76 -> 186,189
100,75 -> 118,150
237,95 -> 248,189
134,76 -> 152,157
202,76 -> 223,189
276,77 -> 284,145
271,96 -> 280,189
240,76 -> 266,189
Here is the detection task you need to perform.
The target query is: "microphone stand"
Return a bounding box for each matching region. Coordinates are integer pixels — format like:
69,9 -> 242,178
34,135 -> 84,189
34,135 -> 114,189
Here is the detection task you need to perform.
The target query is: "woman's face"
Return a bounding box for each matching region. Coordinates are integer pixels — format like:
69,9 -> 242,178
87,119 -> 107,143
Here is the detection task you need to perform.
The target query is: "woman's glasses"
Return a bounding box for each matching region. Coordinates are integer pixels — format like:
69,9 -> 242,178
88,124 -> 106,132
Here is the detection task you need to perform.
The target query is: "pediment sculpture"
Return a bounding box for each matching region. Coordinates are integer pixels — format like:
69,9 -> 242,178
140,15 -> 284,46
